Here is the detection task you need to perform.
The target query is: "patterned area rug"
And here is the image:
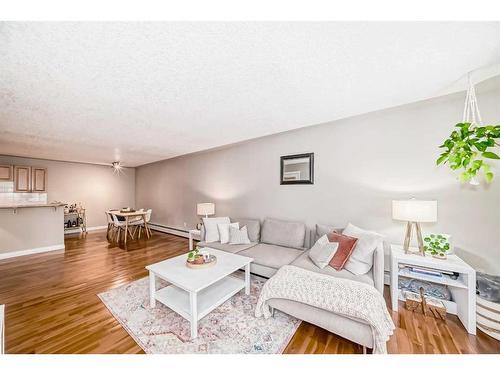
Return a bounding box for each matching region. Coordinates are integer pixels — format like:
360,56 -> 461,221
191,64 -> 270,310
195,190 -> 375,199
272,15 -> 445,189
98,273 -> 301,353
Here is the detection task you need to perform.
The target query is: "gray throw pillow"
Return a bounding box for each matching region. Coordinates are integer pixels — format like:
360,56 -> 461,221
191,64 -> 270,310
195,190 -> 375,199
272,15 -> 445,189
229,226 -> 251,245
232,218 -> 260,242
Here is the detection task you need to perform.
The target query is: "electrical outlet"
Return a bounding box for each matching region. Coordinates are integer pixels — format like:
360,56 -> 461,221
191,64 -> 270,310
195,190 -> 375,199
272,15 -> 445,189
183,222 -> 187,228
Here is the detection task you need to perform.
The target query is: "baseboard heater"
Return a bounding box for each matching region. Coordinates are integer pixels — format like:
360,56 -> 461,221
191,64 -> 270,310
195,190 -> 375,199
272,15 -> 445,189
148,223 -> 190,238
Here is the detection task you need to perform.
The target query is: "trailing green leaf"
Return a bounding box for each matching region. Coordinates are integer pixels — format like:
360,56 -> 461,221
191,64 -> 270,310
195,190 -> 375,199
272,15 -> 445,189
436,153 -> 448,165
482,151 -> 500,159
437,122 -> 500,184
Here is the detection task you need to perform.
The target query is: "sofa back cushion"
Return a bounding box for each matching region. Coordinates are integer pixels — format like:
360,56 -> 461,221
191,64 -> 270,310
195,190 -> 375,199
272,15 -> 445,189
315,224 -> 343,243
261,218 -> 306,249
232,218 -> 261,243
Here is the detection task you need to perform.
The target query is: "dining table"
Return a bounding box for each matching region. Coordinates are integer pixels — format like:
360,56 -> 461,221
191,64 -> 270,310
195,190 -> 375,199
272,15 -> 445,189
107,209 -> 151,245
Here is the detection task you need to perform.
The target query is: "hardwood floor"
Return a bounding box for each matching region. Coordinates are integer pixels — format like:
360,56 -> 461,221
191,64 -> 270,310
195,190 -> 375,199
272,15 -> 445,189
0,231 -> 498,354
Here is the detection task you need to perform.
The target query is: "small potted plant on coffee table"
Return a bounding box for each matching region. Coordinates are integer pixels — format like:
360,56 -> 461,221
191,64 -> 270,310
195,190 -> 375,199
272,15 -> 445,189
187,246 -> 204,264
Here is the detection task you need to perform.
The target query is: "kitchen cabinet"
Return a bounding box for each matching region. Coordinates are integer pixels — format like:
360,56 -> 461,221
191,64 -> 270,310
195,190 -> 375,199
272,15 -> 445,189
31,167 -> 47,192
0,165 -> 13,181
14,166 -> 31,192
13,166 -> 47,193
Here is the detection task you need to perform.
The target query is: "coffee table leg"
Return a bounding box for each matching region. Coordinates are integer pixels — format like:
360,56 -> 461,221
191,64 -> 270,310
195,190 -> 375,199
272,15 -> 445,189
245,263 -> 251,295
190,291 -> 198,339
149,271 -> 156,308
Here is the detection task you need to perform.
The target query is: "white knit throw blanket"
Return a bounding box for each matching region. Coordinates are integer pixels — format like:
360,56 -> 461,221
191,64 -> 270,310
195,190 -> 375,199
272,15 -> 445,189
255,265 -> 395,354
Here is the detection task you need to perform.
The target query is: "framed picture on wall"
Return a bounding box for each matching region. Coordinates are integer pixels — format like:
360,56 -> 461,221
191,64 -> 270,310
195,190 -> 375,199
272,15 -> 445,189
280,153 -> 314,185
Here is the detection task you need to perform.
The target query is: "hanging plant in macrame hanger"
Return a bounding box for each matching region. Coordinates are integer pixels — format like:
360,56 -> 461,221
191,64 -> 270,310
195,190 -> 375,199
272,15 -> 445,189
437,75 -> 500,185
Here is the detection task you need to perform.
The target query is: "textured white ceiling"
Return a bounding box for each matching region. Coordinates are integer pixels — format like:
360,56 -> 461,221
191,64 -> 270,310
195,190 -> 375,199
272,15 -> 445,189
1,22 -> 500,167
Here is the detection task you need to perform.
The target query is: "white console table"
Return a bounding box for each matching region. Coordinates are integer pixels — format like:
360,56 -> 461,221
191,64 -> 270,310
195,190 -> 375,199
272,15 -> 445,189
390,244 -> 476,334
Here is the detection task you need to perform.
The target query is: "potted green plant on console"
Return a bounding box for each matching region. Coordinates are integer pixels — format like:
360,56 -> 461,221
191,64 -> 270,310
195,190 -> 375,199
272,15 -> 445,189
423,234 -> 450,260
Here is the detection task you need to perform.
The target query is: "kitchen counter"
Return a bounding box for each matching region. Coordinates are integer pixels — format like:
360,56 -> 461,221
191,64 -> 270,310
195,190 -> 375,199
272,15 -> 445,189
0,202 -> 66,209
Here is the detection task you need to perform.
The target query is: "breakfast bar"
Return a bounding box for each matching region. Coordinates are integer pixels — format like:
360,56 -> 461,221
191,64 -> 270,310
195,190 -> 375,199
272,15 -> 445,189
0,203 -> 66,259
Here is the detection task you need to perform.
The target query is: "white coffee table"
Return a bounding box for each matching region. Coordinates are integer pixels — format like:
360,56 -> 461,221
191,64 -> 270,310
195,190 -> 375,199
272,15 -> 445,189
146,248 -> 253,339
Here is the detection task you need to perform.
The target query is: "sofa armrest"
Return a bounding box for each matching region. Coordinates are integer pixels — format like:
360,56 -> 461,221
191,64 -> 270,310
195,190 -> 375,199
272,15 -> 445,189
200,225 -> 206,241
372,241 -> 385,294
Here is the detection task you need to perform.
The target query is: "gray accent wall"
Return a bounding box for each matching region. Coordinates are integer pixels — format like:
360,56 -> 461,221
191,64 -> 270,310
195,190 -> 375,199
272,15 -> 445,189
137,82 -> 500,274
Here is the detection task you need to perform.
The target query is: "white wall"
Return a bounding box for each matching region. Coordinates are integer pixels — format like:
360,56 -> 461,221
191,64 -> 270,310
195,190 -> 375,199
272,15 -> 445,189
0,155 -> 136,227
136,79 -> 500,274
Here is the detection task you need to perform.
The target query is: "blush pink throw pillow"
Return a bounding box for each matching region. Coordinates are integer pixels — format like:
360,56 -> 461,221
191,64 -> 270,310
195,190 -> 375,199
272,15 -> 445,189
327,232 -> 358,271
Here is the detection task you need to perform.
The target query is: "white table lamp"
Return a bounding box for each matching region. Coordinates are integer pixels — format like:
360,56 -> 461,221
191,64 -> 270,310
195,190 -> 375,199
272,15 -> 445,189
197,203 -> 215,218
392,199 -> 437,255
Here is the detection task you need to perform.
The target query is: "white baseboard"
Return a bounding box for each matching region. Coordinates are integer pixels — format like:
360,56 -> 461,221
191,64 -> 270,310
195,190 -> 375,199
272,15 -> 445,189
64,225 -> 108,235
148,223 -> 190,238
87,225 -> 108,231
64,228 -> 82,234
0,244 -> 65,260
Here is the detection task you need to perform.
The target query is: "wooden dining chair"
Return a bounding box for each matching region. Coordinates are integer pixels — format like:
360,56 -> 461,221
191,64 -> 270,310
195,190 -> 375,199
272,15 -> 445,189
132,209 -> 152,239
105,212 -> 115,241
111,213 -> 135,243
144,209 -> 152,237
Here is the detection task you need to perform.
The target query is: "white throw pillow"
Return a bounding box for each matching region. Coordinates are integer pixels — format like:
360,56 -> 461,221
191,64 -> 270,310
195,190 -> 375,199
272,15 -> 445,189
343,223 -> 384,275
203,217 -> 230,243
308,234 -> 339,269
217,222 -> 239,244
229,225 -> 251,244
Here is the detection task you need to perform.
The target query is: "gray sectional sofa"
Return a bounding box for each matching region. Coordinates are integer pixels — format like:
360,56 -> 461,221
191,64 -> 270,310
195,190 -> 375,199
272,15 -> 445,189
198,217 -> 385,350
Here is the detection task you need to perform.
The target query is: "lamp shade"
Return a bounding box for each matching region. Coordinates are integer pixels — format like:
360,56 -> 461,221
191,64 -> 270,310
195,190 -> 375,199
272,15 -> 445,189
197,202 -> 215,216
392,199 -> 437,222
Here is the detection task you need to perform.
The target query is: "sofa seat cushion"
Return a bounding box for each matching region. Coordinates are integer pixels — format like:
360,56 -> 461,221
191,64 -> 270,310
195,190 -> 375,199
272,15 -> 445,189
198,241 -> 257,254
250,263 -> 278,278
261,218 -> 306,249
291,250 -> 374,286
238,243 -> 303,270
